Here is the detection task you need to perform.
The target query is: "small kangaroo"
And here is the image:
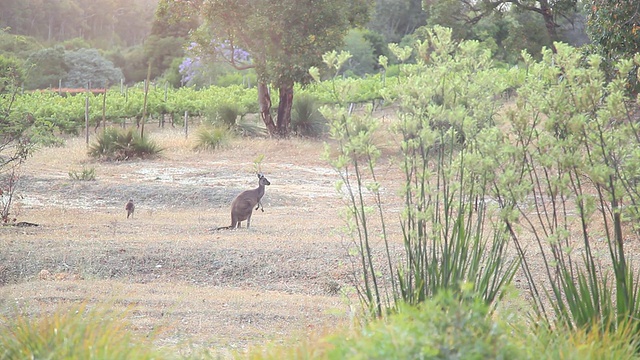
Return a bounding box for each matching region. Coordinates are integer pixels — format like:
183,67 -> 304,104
217,173 -> 270,230
125,199 -> 135,219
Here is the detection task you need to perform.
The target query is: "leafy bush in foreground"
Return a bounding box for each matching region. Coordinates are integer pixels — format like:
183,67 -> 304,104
88,127 -> 162,160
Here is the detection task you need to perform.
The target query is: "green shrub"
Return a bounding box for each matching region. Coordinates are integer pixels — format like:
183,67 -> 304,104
0,304 -> 163,360
68,166 -> 96,181
209,103 -> 241,128
249,292 -> 523,360
88,128 -> 162,160
520,321 -> 640,360
291,93 -> 327,137
193,125 -> 231,151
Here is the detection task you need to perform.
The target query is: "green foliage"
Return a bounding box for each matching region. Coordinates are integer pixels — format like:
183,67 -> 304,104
0,304 -> 163,360
68,167 -> 96,181
481,43 -> 640,334
341,29 -> 377,77
193,126 -> 231,151
521,320 -> 640,360
1,0 -> 155,49
24,46 -> 124,89
587,0 -> 640,91
368,0 -> 426,43
587,0 -> 640,60
24,46 -> 68,89
318,30 -> 517,318
143,35 -> 187,81
291,93 -> 327,137
209,103 -> 241,128
88,128 -> 162,161
0,55 -> 24,93
0,31 -> 41,57
327,292 -> 522,359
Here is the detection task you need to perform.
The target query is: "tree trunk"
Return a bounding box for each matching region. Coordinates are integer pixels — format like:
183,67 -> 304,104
258,82 -> 276,135
539,0 -> 558,52
276,84 -> 294,137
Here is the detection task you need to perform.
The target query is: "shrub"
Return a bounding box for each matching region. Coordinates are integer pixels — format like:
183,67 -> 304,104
68,166 -> 96,181
88,128 -> 162,160
193,126 -> 231,151
209,103 -> 241,128
249,292 -> 523,359
291,93 -> 327,137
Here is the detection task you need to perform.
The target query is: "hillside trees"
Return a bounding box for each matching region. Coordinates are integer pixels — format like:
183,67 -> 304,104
0,0 -> 156,48
191,0 -> 370,136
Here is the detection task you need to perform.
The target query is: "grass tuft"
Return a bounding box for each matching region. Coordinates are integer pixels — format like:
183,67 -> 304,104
291,94 -> 327,137
0,304 -> 163,360
68,166 -> 96,181
88,128 -> 163,161
193,125 -> 232,151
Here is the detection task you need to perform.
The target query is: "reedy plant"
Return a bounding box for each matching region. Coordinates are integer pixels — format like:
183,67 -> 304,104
480,42 -> 640,332
313,26 -> 518,317
386,27 -> 518,307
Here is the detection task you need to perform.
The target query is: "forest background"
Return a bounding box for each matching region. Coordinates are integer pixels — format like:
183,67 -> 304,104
0,0 -> 594,91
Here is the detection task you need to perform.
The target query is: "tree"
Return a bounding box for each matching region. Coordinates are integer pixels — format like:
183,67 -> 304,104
424,0 -> 579,52
587,0 -> 640,90
63,48 -> 123,88
24,46 -> 68,89
342,29 -> 377,76
368,0 -> 427,42
0,56 -> 34,222
193,0 -> 371,136
145,0 -> 202,81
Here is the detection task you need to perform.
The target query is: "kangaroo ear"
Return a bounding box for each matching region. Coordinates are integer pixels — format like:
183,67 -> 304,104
257,173 -> 263,179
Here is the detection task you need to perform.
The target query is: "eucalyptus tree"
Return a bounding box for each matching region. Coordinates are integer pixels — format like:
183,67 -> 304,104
192,0 -> 370,136
424,0 -> 580,51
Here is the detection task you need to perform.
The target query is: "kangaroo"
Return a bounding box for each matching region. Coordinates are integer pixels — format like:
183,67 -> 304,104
125,199 -> 135,219
217,173 -> 270,230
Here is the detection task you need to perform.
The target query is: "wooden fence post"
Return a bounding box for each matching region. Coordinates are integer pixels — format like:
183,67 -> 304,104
184,111 -> 188,139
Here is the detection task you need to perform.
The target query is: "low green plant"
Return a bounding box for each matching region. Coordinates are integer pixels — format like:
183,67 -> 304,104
193,125 -> 231,151
520,320 -> 640,360
68,166 -> 96,181
248,291 -> 523,360
210,103 -> 241,127
88,128 -> 162,160
0,304 -> 163,360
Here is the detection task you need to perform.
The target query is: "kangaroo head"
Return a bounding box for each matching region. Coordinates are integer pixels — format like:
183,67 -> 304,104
258,173 -> 271,186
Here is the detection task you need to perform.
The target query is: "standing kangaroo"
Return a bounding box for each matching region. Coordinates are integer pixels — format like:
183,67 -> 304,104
217,173 -> 270,230
125,199 -> 135,219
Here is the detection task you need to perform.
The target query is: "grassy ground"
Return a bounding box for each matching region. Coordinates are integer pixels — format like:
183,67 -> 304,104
0,127 -> 392,356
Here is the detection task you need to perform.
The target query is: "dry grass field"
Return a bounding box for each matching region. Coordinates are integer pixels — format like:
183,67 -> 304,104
0,125 -> 406,356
